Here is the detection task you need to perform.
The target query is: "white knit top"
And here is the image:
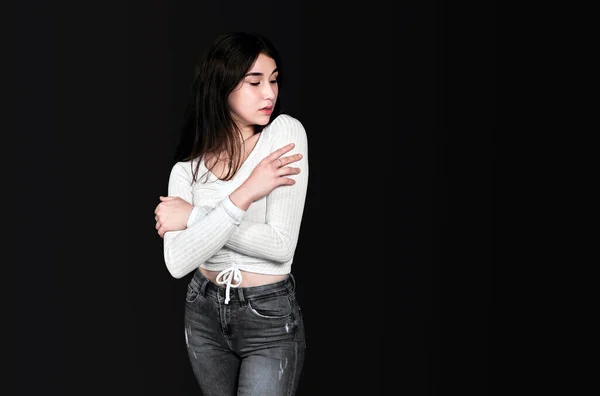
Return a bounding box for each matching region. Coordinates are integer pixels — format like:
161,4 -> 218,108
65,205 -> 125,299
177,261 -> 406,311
163,114 -> 309,300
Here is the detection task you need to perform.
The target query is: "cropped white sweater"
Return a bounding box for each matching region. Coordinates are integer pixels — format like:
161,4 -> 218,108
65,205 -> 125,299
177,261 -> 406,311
162,114 -> 309,301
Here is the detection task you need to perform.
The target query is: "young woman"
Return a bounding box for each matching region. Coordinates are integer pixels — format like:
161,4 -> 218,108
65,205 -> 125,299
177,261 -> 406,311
154,32 -> 308,395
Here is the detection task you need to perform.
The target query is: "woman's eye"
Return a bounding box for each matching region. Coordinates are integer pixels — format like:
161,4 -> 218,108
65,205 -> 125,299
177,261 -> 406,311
249,80 -> 277,86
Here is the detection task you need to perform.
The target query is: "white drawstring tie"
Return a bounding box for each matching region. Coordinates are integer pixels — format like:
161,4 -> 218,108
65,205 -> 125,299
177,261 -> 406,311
216,265 -> 242,304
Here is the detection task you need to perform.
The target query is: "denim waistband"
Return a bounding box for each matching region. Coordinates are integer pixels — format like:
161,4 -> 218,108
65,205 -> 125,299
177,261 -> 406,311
191,268 -> 295,304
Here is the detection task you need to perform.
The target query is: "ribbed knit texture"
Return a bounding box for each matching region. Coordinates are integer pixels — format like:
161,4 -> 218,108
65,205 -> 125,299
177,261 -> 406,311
163,114 -> 309,279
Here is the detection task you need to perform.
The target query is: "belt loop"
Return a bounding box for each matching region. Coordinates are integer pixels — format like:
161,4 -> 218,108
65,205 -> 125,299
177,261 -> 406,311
237,287 -> 245,305
289,273 -> 296,291
199,276 -> 208,297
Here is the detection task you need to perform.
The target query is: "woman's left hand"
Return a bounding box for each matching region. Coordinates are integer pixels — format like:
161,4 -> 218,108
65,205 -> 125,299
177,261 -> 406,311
154,196 -> 193,238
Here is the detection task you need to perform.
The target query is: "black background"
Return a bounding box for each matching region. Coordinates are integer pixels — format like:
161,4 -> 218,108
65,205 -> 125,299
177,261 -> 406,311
8,1 -> 494,395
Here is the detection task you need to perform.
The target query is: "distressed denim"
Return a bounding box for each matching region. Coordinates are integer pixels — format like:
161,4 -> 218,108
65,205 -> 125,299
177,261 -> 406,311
184,269 -> 306,396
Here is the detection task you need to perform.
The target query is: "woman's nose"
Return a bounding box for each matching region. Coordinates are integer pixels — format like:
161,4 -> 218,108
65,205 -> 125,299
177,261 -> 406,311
262,84 -> 276,100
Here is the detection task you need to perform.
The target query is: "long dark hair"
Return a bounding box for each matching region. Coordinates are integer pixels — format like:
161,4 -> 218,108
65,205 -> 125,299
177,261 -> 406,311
173,31 -> 283,182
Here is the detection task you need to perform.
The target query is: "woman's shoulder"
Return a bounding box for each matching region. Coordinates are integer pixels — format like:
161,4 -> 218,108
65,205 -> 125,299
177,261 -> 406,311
261,113 -> 308,154
269,113 -> 303,128
264,113 -> 307,140
169,159 -> 200,178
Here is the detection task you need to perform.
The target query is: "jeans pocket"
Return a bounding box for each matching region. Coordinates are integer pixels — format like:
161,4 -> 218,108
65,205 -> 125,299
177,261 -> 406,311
247,295 -> 293,319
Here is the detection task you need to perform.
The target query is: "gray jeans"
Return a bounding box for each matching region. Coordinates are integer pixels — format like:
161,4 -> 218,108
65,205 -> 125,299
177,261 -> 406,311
184,269 -> 306,396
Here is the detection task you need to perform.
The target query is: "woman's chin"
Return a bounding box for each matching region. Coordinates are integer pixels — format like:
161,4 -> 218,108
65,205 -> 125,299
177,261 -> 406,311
255,117 -> 272,125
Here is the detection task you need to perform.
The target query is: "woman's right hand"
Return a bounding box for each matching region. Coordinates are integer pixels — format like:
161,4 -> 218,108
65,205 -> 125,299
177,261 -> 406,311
229,143 -> 302,211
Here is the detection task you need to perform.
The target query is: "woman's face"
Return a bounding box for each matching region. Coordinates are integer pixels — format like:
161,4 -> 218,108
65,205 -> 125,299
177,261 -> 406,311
228,53 -> 279,136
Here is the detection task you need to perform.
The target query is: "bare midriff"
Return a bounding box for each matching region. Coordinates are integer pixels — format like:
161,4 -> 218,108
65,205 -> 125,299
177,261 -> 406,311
200,267 -> 288,288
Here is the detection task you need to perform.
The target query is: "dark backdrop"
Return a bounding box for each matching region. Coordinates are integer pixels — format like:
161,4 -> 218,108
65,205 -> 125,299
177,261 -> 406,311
9,1 -> 494,395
